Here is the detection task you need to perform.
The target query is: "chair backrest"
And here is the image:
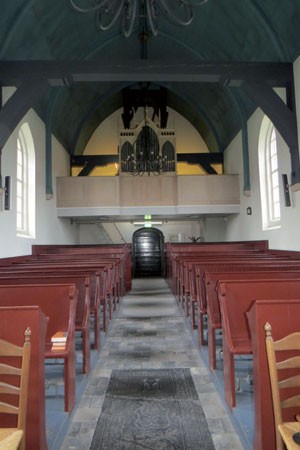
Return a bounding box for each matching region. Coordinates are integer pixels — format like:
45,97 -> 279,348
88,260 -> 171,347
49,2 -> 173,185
0,327 -> 31,433
264,321 -> 300,450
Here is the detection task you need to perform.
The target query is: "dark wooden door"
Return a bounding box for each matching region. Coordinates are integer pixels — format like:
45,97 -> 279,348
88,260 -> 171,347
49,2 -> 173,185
132,228 -> 165,278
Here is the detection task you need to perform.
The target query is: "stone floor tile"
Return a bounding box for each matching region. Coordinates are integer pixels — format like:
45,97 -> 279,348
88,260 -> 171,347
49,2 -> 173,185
60,278 -> 245,450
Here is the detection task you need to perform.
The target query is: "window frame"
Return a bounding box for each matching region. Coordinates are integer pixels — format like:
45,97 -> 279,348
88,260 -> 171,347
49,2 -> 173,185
258,117 -> 281,230
16,124 -> 35,238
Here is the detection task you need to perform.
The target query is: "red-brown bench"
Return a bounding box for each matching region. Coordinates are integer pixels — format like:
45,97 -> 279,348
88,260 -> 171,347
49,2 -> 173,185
165,240 -> 269,287
0,274 -> 91,374
177,256 -> 296,344
205,268 -> 300,371
247,299 -> 300,450
5,248 -> 123,303
170,250 -> 267,298
0,284 -> 77,413
0,261 -> 112,334
0,306 -> 48,450
193,257 -> 300,345
175,254 -> 273,329
27,254 -> 122,309
171,249 -> 283,306
31,243 -> 131,293
217,278 -> 300,409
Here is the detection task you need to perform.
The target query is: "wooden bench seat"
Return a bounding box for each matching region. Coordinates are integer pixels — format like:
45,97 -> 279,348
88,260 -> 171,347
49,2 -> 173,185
26,255 -> 122,307
176,254 -> 275,331
174,257 -> 294,345
31,243 -> 131,293
247,299 -> 300,450
0,306 -> 48,450
0,284 -> 77,413
0,261 -> 113,334
172,251 -> 270,299
192,258 -> 300,345
173,251 -> 282,303
217,278 -> 300,409
165,240 -> 269,287
205,268 -> 300,371
24,257 -> 119,305
0,274 -> 91,373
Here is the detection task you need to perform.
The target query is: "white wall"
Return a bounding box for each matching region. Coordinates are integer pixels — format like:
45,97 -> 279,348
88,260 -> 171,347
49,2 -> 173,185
79,105 -> 226,244
0,91 -> 226,256
0,106 -> 78,258
10,59 -> 300,255
84,107 -> 209,155
78,218 -> 226,245
224,58 -> 300,250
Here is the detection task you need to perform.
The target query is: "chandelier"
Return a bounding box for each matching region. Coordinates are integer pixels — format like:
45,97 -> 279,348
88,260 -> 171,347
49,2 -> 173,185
69,0 -> 208,38
126,151 -> 168,176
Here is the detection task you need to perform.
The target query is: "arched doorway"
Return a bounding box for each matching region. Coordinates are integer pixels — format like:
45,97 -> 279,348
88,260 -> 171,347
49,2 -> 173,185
132,228 -> 165,278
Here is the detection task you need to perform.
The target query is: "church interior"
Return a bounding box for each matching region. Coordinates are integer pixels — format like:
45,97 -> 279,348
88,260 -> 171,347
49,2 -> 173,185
1,1 -> 300,449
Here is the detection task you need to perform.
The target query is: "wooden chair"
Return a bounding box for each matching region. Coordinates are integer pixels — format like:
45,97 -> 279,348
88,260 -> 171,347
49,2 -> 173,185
0,327 -> 31,450
278,423 -> 300,450
0,430 -> 23,450
265,322 -> 300,450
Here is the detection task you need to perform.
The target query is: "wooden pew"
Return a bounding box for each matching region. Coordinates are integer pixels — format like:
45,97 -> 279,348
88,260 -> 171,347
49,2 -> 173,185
31,243 -> 132,293
0,284 -> 77,413
3,249 -> 124,308
195,257 -> 300,344
166,240 -> 269,254
178,256 -> 297,345
247,299 -> 300,450
167,244 -> 299,302
0,274 -> 91,374
0,255 -> 31,266
27,254 -> 122,309
0,306 -> 48,450
205,268 -> 300,371
171,250 -> 283,307
19,256 -> 119,310
176,253 -> 275,329
217,278 -> 300,409
29,260 -> 115,338
165,240 -> 269,287
0,261 -> 112,334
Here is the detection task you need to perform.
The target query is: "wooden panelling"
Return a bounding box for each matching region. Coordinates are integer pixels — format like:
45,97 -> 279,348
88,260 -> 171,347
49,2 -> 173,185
56,174 -> 239,210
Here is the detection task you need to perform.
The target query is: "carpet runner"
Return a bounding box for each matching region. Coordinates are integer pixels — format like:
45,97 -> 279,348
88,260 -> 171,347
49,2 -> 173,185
90,368 -> 215,450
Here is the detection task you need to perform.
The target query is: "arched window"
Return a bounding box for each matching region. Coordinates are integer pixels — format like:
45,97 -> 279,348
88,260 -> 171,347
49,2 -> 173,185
258,117 -> 281,230
16,123 -> 35,237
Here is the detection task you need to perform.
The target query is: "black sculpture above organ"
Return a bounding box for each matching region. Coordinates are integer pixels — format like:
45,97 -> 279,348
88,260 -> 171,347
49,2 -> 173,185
122,86 -> 168,129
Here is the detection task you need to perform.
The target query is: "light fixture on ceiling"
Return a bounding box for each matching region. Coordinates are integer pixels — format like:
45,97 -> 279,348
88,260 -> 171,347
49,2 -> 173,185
133,221 -> 163,226
69,0 -> 208,38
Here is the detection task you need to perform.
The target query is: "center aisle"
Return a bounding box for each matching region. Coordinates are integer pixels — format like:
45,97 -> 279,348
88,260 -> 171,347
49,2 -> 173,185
61,278 -> 244,450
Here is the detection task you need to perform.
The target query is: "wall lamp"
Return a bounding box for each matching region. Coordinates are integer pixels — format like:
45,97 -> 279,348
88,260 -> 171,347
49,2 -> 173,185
0,149 -> 11,211
282,174 -> 291,207
0,176 -> 11,211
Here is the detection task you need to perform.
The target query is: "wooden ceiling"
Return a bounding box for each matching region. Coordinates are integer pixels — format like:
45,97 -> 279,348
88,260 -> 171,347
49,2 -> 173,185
1,1 -> 300,158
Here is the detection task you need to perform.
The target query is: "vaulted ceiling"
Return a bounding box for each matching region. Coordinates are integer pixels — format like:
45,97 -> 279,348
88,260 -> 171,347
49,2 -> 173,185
1,0 -> 300,157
